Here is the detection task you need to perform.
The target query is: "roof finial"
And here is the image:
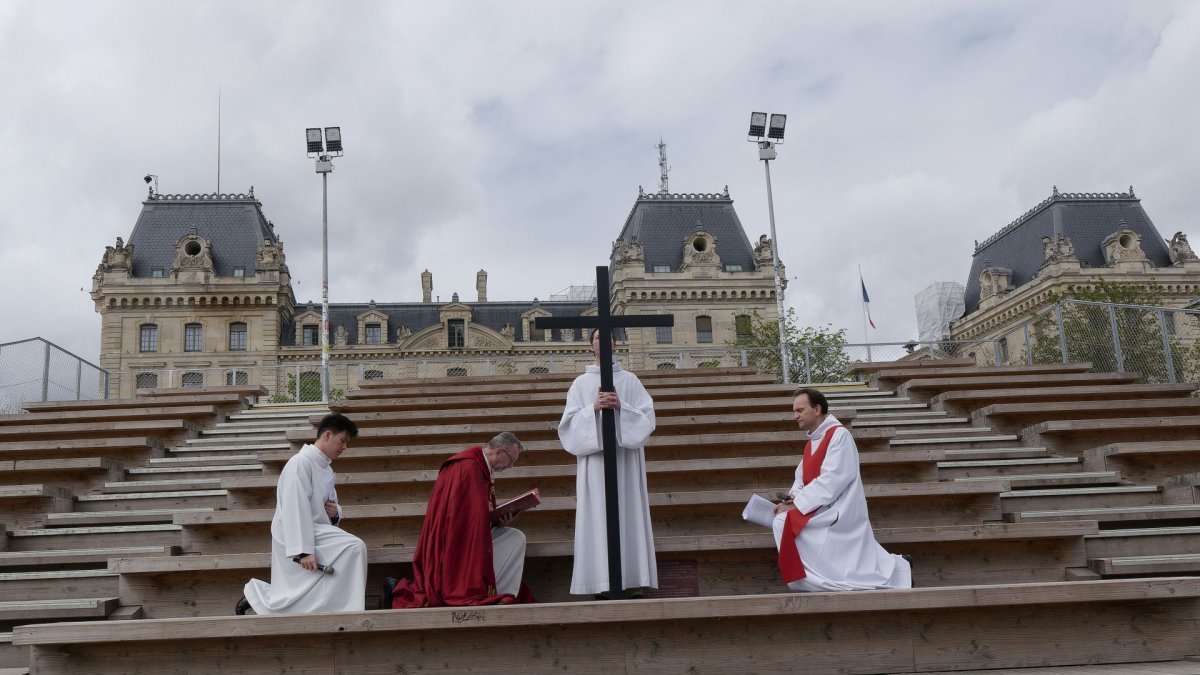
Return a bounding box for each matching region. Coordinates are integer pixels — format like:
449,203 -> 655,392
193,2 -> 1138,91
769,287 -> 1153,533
657,137 -> 670,194
1129,185 -> 1136,197
1052,185 -> 1060,198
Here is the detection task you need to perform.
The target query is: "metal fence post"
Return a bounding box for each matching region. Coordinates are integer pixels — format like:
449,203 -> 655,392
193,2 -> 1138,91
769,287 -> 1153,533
1054,305 -> 1068,363
1158,310 -> 1178,384
802,345 -> 812,384
739,348 -> 748,367
75,359 -> 82,400
41,340 -> 51,401
1107,305 -> 1124,373
1023,323 -> 1032,365
294,364 -> 301,401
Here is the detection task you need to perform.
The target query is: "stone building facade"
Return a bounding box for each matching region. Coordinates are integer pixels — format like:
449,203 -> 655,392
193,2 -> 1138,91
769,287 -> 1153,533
92,185 -> 780,397
949,187 -> 1200,362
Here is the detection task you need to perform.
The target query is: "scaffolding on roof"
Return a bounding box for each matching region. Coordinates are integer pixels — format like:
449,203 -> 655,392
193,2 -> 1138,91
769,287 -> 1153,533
550,285 -> 597,302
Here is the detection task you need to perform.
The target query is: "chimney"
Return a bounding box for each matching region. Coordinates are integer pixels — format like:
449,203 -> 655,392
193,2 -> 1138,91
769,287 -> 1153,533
476,269 -> 488,302
421,269 -> 432,303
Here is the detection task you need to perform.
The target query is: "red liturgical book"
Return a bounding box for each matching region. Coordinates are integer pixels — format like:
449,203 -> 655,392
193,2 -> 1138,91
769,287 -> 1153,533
489,488 -> 541,525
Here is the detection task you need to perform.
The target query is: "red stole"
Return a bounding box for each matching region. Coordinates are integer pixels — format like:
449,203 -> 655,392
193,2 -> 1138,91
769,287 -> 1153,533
777,425 -> 842,583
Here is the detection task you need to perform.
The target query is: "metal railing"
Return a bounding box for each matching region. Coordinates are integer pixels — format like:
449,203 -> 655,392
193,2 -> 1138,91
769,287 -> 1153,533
106,339 -> 1006,400
0,338 -> 109,413
996,299 -> 1200,383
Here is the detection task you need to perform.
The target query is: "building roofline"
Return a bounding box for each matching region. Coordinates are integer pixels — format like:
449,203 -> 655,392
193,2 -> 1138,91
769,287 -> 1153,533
974,186 -> 1139,254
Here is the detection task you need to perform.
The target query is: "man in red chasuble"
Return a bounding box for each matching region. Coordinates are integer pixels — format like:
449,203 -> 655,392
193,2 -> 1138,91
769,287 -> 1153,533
385,432 -> 535,607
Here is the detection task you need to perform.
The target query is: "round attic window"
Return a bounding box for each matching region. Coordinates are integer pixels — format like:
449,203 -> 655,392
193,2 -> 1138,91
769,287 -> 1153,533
184,240 -> 202,256
1118,234 -> 1134,249
692,237 -> 708,252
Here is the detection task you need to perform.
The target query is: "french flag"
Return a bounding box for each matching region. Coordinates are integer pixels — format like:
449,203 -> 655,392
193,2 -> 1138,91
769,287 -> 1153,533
861,277 -> 876,329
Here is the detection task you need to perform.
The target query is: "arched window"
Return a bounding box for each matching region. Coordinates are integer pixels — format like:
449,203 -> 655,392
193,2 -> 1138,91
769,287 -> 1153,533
529,366 -> 549,374
447,367 -> 468,377
363,369 -> 385,380
229,323 -> 248,351
135,372 -> 158,389
184,323 -> 203,352
139,324 -> 158,353
181,372 -> 204,388
695,316 -> 713,344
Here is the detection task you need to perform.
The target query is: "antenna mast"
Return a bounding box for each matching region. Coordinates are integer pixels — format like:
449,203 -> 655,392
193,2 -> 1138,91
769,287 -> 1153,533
657,138 -> 670,194
216,86 -> 222,193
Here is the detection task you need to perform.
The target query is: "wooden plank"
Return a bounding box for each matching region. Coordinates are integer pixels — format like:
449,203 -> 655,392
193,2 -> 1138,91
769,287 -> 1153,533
875,363 -> 1093,390
16,579 -> 1200,674
0,405 -> 222,427
845,358 -> 976,378
898,373 -> 1140,403
136,385 -> 266,398
0,420 -> 194,443
929,384 -> 1199,416
343,373 -> 777,401
975,398 -> 1200,433
355,366 -> 762,389
22,393 -> 248,413
1022,417 -> 1200,454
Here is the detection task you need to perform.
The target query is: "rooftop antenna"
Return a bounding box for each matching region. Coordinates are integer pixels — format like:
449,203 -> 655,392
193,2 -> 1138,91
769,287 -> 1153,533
657,137 -> 670,194
216,86 -> 222,194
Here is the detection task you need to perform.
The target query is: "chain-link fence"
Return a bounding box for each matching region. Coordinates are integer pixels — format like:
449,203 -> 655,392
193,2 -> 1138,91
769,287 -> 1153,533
996,300 -> 1200,383
0,338 -> 109,413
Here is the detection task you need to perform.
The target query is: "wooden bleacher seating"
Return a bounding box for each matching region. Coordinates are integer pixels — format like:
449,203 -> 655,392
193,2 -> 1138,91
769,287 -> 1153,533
872,362 -> 1095,390
929,383 -> 1199,416
8,363 -> 1200,673
1020,416 -> 1200,454
973,398 -> 1200,433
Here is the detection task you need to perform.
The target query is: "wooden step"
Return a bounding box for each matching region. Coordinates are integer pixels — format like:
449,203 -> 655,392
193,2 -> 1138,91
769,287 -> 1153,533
0,570 -> 117,602
999,486 -> 1161,512
954,471 -> 1122,489
4,525 -> 181,552
0,437 -> 163,463
1008,504 -> 1200,525
148,455 -> 259,467
938,457 -> 1079,478
0,547 -> 178,571
890,434 -> 1019,450
1085,526 -> 1200,558
178,481 -> 1009,554
15,579 -> 1200,674
930,383 -> 1200,416
125,465 -> 262,481
1090,553 -> 1200,577
46,508 -> 214,527
73,491 -> 227,512
1083,441 -> 1200,486
973,398 -> 1200,434
0,596 -> 118,625
103,479 -> 224,494
899,372 -> 1140,403
875,363 -> 1094,390
1021,417 -> 1200,455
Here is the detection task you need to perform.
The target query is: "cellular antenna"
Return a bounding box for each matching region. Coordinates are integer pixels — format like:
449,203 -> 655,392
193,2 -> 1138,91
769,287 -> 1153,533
657,137 -> 670,194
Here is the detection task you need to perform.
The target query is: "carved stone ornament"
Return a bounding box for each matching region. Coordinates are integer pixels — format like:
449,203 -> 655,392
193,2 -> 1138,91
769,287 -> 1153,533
614,237 -> 645,265
396,324 -> 412,340
334,325 -> 349,346
681,231 -> 720,269
1169,232 -> 1198,265
1104,227 -> 1148,265
1039,235 -> 1078,268
171,235 -> 214,274
100,236 -> 135,273
500,323 -> 515,339
978,267 -> 1012,301
753,234 -> 774,268
255,238 -> 284,271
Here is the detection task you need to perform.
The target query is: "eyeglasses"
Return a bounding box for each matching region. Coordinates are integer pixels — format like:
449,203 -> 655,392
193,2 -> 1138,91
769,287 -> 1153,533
500,446 -> 519,466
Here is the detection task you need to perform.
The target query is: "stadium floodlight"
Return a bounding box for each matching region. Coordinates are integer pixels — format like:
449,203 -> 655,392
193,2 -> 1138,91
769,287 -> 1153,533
748,112 -> 767,139
306,128 -> 324,155
324,127 -> 342,154
768,114 -> 787,141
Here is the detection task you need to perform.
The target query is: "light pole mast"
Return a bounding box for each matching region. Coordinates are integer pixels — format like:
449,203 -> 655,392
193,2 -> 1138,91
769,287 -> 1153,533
748,112 -> 792,384
306,127 -> 343,404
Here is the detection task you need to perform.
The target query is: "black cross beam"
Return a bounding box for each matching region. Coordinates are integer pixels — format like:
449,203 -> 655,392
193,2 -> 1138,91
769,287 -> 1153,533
536,265 -> 673,599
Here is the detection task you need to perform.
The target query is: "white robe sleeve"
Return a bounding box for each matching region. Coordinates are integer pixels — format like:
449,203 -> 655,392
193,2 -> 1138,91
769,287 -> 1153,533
558,378 -> 604,457
278,459 -> 316,557
791,428 -> 858,516
614,373 -> 655,449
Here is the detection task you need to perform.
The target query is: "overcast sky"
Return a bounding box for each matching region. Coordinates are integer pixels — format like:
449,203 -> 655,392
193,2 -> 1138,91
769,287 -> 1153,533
1,1 -> 1198,367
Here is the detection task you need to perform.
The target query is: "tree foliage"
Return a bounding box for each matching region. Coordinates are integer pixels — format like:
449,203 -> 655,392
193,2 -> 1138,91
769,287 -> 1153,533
1028,280 -> 1187,383
731,310 -> 852,383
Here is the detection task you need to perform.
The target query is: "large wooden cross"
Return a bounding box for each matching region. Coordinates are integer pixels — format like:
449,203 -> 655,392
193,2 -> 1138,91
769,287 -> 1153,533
536,265 -> 673,599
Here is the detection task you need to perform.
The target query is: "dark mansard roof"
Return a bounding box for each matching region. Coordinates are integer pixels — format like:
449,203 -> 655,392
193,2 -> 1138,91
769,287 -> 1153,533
611,188 -> 758,272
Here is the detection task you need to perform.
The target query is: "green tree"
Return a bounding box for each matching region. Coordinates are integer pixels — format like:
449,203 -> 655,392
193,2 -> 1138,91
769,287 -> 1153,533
1028,279 -> 1187,383
268,372 -> 344,403
730,310 -> 852,383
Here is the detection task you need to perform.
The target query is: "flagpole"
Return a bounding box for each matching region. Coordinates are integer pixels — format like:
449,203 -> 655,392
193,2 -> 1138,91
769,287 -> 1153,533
860,264 -> 872,362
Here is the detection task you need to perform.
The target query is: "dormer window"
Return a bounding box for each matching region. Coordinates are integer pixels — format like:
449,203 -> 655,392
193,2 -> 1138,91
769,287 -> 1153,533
653,265 -> 671,273
233,267 -> 246,277
725,264 -> 743,272
151,268 -> 165,278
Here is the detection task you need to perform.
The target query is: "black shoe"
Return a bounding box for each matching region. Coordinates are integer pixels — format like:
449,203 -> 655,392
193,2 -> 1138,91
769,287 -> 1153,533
901,554 -> 913,567
234,595 -> 252,616
593,591 -> 611,601
381,576 -> 399,609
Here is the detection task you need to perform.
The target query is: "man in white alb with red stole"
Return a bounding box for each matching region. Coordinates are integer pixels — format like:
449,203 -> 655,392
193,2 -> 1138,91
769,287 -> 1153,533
771,388 -> 911,592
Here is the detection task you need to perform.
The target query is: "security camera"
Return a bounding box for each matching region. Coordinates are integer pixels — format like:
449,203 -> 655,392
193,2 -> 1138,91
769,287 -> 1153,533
144,175 -> 153,184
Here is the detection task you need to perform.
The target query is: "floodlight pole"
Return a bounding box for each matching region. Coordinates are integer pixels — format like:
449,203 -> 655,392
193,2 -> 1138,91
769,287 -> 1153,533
758,142 -> 792,385
316,155 -> 333,404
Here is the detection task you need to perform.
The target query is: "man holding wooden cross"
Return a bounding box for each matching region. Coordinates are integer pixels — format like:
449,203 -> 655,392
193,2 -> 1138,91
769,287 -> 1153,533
772,387 -> 912,592
384,432 -> 534,607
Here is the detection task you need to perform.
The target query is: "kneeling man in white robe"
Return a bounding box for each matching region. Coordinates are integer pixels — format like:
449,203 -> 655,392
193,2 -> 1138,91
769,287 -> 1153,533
772,388 -> 911,592
239,413 -> 368,614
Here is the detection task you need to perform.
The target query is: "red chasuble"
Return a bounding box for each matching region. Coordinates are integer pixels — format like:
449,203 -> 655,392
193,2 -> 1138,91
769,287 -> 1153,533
390,446 -> 533,608
778,426 -> 843,583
